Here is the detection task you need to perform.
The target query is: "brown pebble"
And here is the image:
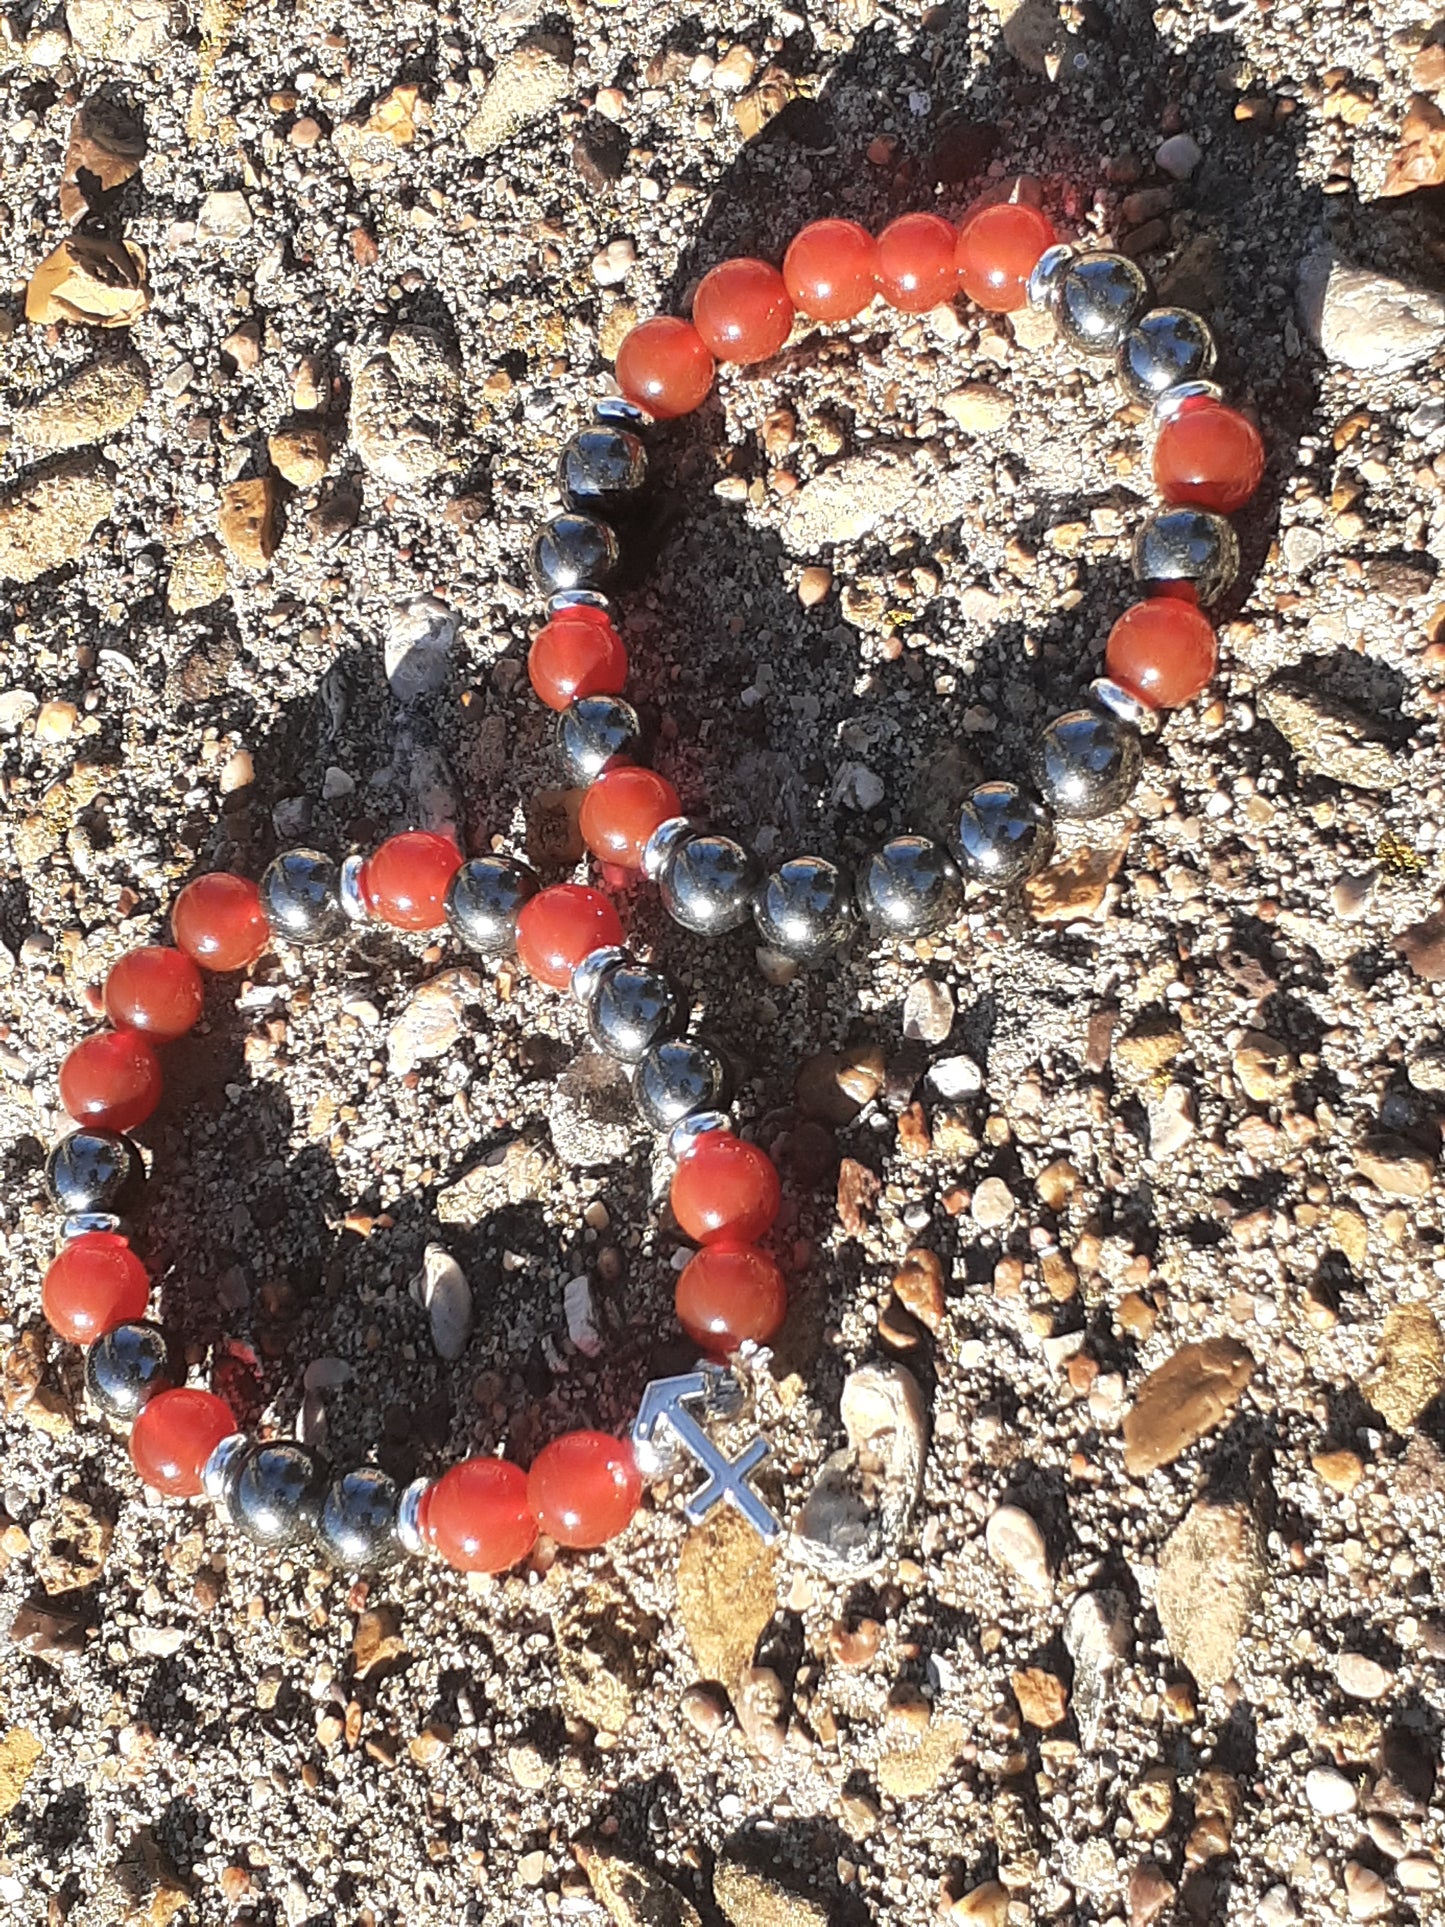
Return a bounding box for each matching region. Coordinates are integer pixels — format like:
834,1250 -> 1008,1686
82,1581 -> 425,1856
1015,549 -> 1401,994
828,1619 -> 882,1669
892,1248 -> 945,1331
680,1682 -> 730,1741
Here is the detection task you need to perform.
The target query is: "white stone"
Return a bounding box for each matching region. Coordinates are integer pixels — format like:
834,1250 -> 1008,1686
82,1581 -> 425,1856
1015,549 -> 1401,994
1155,132 -> 1202,178
984,1503 -> 1051,1596
1064,1588 -> 1131,1747
1257,1888 -> 1299,1926
1297,248 -> 1445,375
971,1175 -> 1014,1229
1148,1082 -> 1196,1159
831,760 -> 885,810
196,190 -> 253,242
1305,1767 -> 1356,1816
591,237 -> 636,287
66,0 -> 178,62
1336,1651 -> 1393,1700
903,977 -> 954,1045
385,595 -> 457,701
386,968 -> 481,1075
1397,1857 -> 1440,1893
796,1363 -> 928,1576
410,1243 -> 473,1361
1344,1861 -> 1392,1921
782,452 -> 918,550
564,1275 -> 603,1357
928,1052 -> 983,1099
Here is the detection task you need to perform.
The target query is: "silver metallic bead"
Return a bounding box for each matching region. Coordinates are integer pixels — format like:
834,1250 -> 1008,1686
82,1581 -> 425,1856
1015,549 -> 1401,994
395,1476 -> 431,1555
547,588 -> 615,618
339,853 -> 370,924
85,1321 -> 173,1419
1152,377 -> 1224,425
259,848 -> 347,945
45,1128 -> 140,1216
950,781 -> 1054,886
1131,506 -> 1239,606
1027,242 -> 1077,312
1033,708 -> 1143,819
63,1210 -> 135,1240
202,1432 -> 251,1513
444,855 -> 539,952
668,1110 -> 733,1162
557,695 -> 641,782
641,815 -> 696,883
229,1441 -> 327,1549
587,961 -> 684,1064
633,1038 -> 731,1132
559,424 -> 648,520
1051,251 -> 1149,356
658,831 -> 761,935
570,944 -> 629,1007
854,835 -> 961,938
529,512 -> 620,597
752,856 -> 858,964
316,1467 -> 402,1570
596,395 -> 649,428
1116,306 -> 1216,405
1088,677 -> 1156,729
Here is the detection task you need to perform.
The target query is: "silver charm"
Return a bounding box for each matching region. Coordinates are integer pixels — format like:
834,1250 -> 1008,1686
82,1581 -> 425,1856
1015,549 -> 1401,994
631,1365 -> 781,1541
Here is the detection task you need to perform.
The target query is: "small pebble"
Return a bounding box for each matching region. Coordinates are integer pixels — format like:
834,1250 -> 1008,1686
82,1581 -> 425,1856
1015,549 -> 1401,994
984,1503 -> 1051,1596
1156,132 -> 1203,178
971,1176 -> 1014,1229
1336,1651 -> 1393,1700
902,977 -> 954,1045
592,237 -> 636,286
1305,1766 -> 1356,1816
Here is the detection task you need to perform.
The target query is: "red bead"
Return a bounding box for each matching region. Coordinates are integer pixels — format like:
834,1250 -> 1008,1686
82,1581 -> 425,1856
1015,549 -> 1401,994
515,884 -> 624,990
579,766 -> 681,871
172,872 -> 269,973
42,1232 -> 149,1344
103,945 -> 205,1041
529,611 -> 628,711
615,316 -> 715,420
360,830 -> 462,931
783,219 -> 878,323
1105,599 -> 1218,710
422,1457 -> 538,1573
676,1242 -> 787,1356
670,1132 -> 780,1245
59,1029 -> 163,1134
130,1386 -> 235,1497
956,202 -> 1056,313
527,1431 -> 642,1548
875,213 -> 958,313
1153,398 -> 1265,514
692,258 -> 794,364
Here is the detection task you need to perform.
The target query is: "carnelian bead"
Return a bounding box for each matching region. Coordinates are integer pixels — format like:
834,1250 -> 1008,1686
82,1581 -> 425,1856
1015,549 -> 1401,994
875,212 -> 958,313
615,316 -> 715,420
692,258 -> 794,364
515,884 -> 624,989
1153,398 -> 1265,514
103,946 -> 205,1041
130,1386 -> 235,1497
527,1431 -> 642,1548
529,612 -> 628,711
360,830 -> 462,931
42,1232 -> 149,1344
670,1132 -> 780,1245
1105,599 -> 1218,709
783,219 -> 879,323
422,1457 -> 538,1573
956,202 -> 1056,313
579,766 -> 681,870
59,1030 -> 163,1134
676,1241 -> 787,1356
173,872 -> 269,973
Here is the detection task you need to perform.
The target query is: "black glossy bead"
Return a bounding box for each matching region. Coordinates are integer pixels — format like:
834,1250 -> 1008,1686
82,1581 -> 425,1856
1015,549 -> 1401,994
588,962 -> 684,1064
559,426 -> 648,520
951,782 -> 1054,886
445,856 -> 539,952
1131,507 -> 1239,607
753,857 -> 858,964
259,848 -> 347,945
229,1441 -> 327,1549
1052,251 -> 1149,356
84,1321 -> 173,1419
1033,709 -> 1143,820
316,1467 -> 402,1570
855,835 -> 961,938
632,1037 -> 731,1131
658,831 -> 760,935
557,695 -> 641,782
45,1129 -> 140,1216
529,512 -> 620,597
1116,306 -> 1216,405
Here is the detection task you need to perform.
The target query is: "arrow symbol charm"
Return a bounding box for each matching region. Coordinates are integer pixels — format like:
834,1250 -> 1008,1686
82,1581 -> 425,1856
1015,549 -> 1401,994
631,1366 -> 781,1542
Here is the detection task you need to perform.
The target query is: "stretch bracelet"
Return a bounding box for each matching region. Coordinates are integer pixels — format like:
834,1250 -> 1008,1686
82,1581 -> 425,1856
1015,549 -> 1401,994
35,186 -> 1266,1582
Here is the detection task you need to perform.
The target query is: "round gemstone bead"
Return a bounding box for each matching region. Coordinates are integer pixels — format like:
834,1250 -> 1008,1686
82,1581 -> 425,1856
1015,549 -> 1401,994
421,1457 -> 538,1573
658,831 -> 761,934
559,425 -> 648,519
530,512 -> 620,598
45,1128 -> 140,1216
172,872 -> 269,973
633,1037 -> 731,1132
1033,709 -> 1143,820
528,611 -> 628,711
1116,306 -> 1216,405
615,316 -> 715,420
229,1441 -> 326,1548
59,1030 -> 163,1135
85,1320 -> 173,1419
317,1467 -> 402,1570
359,831 -> 462,932
1153,397 -> 1265,514
951,781 -> 1053,886
1131,507 -> 1240,607
671,1131 -> 780,1245
692,258 -> 794,364
558,695 -> 642,784
1050,251 -> 1149,355
103,945 -> 205,1042
875,212 -> 958,312
676,1242 -> 787,1356
752,856 -> 857,963
586,961 -> 683,1063
1104,599 -> 1218,709
956,202 -> 1056,313
42,1232 -> 149,1344
258,849 -> 347,946
444,856 -> 539,953
782,219 -> 879,322
855,835 -> 961,937
130,1385 -> 236,1497
516,885 -> 624,990
527,1431 -> 642,1548
580,767 -> 682,870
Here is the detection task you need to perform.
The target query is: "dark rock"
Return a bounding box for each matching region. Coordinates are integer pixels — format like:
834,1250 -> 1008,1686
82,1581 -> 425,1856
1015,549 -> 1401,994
9,1595 -> 87,1657
1359,554 -> 1437,602
572,115 -> 628,191
927,117 -> 1001,184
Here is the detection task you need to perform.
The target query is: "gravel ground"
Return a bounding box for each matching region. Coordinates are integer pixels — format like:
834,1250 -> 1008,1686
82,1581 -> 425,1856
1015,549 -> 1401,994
3,0 -> 1445,1922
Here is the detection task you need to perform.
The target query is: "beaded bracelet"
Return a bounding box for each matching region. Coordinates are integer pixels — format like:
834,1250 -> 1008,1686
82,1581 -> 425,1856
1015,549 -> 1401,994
36,188 -> 1266,1580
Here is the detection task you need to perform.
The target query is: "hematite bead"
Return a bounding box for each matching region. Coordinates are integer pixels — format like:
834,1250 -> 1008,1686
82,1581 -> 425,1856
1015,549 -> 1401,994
84,1320 -> 173,1419
633,1037 -> 731,1131
258,848 -> 347,945
316,1467 -> 402,1569
529,512 -> 620,597
1051,252 -> 1149,356
1131,506 -> 1239,607
45,1128 -> 141,1216
558,695 -> 641,782
1027,241 -> 1077,312
1116,306 -> 1216,405
753,857 -> 858,963
230,1441 -> 327,1549
855,835 -> 961,937
1033,709 -> 1143,820
657,831 -> 760,935
950,782 -> 1053,886
445,856 -> 539,952
588,961 -> 684,1063
559,425 -> 648,520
